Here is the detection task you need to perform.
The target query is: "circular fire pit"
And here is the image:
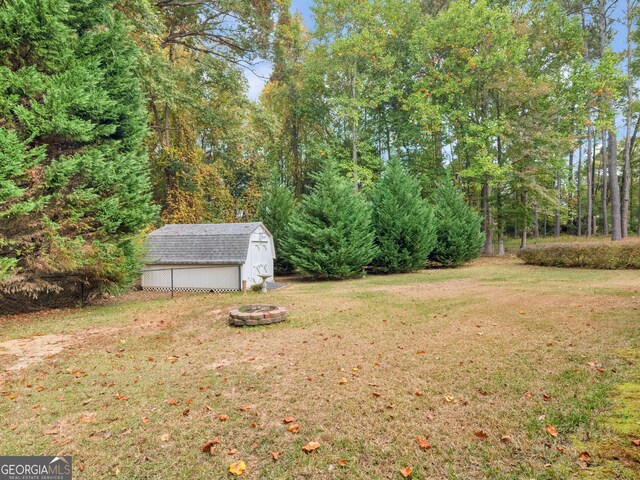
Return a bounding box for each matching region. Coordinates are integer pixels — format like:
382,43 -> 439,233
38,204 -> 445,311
229,304 -> 288,327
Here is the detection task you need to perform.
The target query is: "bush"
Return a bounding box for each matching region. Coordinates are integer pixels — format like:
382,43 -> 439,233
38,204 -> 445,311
517,240 -> 640,269
282,160 -> 377,279
430,181 -> 485,266
370,158 -> 436,273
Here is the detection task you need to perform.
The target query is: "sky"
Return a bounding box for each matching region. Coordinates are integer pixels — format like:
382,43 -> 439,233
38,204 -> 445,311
244,0 -> 314,100
243,1 -> 630,101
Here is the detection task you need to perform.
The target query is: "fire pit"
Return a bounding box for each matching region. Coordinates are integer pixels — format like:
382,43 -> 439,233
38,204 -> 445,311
229,304 -> 288,327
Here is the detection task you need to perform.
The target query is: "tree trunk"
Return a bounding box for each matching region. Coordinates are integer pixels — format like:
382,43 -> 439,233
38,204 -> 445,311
351,73 -> 358,193
520,191 -> 528,249
601,130 -> 608,235
482,181 -> 493,255
532,202 -> 540,237
587,125 -> 593,237
608,129 -> 622,240
554,170 -> 561,237
577,143 -> 583,237
622,0 -> 634,237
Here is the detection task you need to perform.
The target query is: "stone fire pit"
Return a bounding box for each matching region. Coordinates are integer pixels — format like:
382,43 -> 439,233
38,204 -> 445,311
229,304 -> 288,327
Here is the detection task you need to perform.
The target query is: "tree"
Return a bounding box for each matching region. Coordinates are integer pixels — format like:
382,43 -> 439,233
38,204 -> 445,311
370,158 -> 435,272
0,0 -> 157,305
255,170 -> 297,274
431,181 -> 485,267
282,160 -> 377,279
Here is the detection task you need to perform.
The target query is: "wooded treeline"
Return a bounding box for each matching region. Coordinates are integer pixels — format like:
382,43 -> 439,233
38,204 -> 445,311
2,0 -> 640,301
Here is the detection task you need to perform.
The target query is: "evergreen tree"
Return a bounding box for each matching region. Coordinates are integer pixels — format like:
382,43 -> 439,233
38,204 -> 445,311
282,160 -> 377,279
431,181 -> 485,266
0,0 -> 157,307
370,158 -> 435,272
255,170 -> 296,274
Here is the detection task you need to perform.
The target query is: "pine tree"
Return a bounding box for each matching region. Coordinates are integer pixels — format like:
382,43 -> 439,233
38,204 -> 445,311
282,160 -> 377,279
255,170 -> 297,274
370,158 -> 435,272
0,0 -> 157,308
430,181 -> 485,267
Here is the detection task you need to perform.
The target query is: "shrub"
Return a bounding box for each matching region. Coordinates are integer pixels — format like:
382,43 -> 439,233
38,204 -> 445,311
282,160 -> 377,279
370,158 -> 436,273
517,240 -> 640,269
430,181 -> 485,266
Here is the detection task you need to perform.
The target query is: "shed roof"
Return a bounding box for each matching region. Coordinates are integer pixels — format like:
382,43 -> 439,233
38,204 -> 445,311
145,222 -> 273,265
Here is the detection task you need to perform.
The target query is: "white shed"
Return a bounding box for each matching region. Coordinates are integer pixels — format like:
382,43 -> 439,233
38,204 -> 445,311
142,223 -> 275,292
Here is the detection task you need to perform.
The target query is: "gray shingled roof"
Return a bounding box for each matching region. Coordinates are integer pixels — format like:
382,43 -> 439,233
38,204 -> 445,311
145,223 -> 268,265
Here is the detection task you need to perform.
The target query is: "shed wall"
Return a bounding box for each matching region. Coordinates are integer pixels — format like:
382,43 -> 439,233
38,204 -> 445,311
142,264 -> 240,292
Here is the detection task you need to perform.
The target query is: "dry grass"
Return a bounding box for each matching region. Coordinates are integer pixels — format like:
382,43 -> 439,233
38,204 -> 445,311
0,258 -> 639,479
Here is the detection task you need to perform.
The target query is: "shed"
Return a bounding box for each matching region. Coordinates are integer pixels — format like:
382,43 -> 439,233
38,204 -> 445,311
142,223 -> 275,292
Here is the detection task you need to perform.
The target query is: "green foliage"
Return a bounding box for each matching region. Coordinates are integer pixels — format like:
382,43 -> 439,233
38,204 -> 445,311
0,0 -> 157,302
255,170 -> 297,274
369,158 -> 435,272
431,181 -> 485,266
517,242 -> 640,269
282,160 -> 377,279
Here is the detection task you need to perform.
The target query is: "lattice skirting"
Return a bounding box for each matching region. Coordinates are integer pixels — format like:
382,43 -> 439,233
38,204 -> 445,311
142,286 -> 239,293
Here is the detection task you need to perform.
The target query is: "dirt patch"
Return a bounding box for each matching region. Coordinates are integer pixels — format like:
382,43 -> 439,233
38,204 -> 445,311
0,334 -> 75,371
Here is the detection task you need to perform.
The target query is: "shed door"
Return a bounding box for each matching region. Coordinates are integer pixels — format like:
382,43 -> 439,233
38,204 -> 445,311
251,241 -> 270,283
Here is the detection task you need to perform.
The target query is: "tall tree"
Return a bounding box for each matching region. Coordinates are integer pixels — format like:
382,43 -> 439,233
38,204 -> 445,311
0,0 -> 157,307
369,158 -> 436,273
282,160 -> 377,279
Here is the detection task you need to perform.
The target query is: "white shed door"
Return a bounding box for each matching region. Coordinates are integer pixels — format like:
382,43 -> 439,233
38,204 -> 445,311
251,241 -> 270,283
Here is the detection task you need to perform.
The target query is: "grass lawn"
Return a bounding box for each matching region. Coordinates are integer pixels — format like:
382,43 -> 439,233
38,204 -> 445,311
1,258 -> 639,479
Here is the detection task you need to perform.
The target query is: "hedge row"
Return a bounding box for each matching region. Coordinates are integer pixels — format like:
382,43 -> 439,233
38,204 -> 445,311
517,240 -> 640,269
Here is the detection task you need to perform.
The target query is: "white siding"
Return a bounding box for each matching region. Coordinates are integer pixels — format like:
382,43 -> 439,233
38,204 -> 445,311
142,264 -> 240,292
242,225 -> 275,287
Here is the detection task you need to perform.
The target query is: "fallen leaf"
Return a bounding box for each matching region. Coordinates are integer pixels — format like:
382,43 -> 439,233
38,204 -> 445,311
167,399 -> 178,405
35,386 -> 45,392
632,439 -> 640,446
240,406 -> 252,411
416,435 -> 431,450
283,416 -> 295,424
218,414 -> 228,422
160,433 -> 171,442
182,408 -> 190,416
339,377 -> 348,385
500,435 -> 513,443
271,451 -> 281,461
579,451 -> 591,465
79,415 -> 96,424
79,464 -> 85,472
202,439 -> 220,453
8,425 -> 17,430
524,391 -> 533,398
475,431 -> 488,439
229,461 -> 246,476
400,466 -> 413,478
444,395 -> 454,403
545,425 -> 558,438
338,458 -> 348,467
302,441 -> 320,453
141,417 -> 150,423
542,394 -> 552,402
372,392 -> 382,397
227,448 -> 239,455
416,350 -> 426,355
115,394 -> 127,401
288,424 -> 300,434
